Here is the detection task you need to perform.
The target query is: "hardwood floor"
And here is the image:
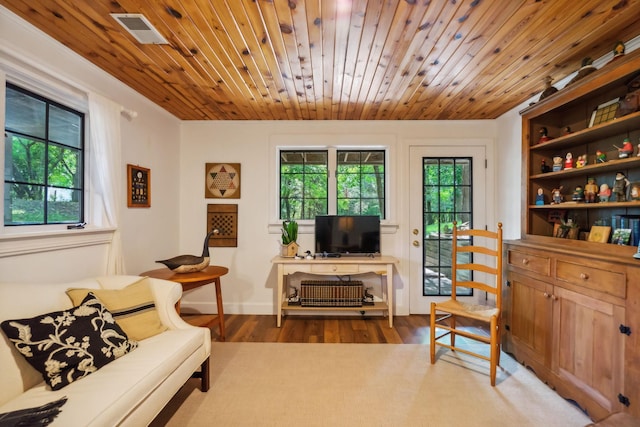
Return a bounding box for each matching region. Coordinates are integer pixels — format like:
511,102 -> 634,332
182,314 -> 432,344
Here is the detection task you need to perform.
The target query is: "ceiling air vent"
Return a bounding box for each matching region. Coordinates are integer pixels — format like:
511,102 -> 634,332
110,13 -> 168,45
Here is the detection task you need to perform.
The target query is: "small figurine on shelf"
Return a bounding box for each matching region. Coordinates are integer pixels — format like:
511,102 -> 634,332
595,150 -> 607,163
287,287 -> 300,304
541,159 -> 551,173
598,183 -> 611,202
538,76 -> 558,101
572,185 -> 585,202
606,41 -> 626,65
613,171 -> 630,202
551,186 -> 563,204
536,188 -> 545,205
567,57 -> 597,86
614,138 -> 634,158
363,287 -> 375,304
564,152 -> 574,169
584,177 -> 598,203
539,127 -> 553,144
552,155 -> 563,171
576,154 -> 587,168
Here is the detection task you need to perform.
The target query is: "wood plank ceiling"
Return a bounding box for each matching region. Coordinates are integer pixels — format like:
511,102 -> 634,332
3,0 -> 640,120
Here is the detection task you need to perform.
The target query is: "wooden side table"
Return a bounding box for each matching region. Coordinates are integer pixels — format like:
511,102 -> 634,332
140,265 -> 229,341
271,256 -> 397,328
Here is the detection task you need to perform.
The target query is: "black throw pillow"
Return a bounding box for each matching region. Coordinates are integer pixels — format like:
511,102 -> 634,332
1,293 -> 137,390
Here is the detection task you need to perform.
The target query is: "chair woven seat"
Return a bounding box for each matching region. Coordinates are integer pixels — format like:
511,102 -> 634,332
434,299 -> 499,322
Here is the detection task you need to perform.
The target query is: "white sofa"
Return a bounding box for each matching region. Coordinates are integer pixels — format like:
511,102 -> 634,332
0,275 -> 211,426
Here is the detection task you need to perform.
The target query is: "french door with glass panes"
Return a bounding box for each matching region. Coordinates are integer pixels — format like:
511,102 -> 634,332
409,145 -> 487,314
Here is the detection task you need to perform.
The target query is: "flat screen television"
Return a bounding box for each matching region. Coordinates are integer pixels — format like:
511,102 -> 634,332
314,215 -> 380,256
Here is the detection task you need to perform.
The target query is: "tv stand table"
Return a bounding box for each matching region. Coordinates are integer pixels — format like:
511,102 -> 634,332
271,255 -> 398,327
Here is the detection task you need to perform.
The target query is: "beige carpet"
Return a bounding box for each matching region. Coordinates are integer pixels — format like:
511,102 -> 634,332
151,342 -> 592,427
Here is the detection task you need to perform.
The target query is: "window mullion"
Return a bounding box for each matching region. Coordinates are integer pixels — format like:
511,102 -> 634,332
44,102 -> 50,224
327,147 -> 337,215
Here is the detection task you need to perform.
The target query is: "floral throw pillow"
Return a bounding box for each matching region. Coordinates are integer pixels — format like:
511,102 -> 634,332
0,293 -> 138,390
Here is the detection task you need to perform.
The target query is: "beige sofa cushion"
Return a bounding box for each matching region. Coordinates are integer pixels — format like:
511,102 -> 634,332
67,277 -> 166,341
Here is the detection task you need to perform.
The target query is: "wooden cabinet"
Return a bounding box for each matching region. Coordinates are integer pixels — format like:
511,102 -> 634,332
504,241 -> 636,421
521,48 -> 640,243
552,285 -> 625,416
507,46 -> 640,421
506,270 -> 553,374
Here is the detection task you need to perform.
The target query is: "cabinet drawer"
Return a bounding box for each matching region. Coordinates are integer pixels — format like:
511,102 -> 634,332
310,264 -> 359,274
556,260 -> 626,298
507,249 -> 551,276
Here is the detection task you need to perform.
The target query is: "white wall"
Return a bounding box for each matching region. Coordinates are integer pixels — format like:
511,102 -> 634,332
495,105 -> 525,241
179,121 -> 497,316
0,7 -> 181,282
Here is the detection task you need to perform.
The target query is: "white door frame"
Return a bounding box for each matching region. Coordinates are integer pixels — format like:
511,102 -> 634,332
408,141 -> 495,314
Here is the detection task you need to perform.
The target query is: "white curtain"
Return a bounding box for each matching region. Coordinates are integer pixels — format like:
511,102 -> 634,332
88,92 -> 125,274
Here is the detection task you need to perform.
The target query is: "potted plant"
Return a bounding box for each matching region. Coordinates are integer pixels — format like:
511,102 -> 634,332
557,218 -> 579,239
281,220 -> 299,257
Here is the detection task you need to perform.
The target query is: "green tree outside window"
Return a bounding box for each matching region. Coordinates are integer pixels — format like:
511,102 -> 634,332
4,84 -> 84,225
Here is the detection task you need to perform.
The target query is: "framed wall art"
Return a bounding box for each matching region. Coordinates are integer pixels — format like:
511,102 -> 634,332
206,204 -> 238,247
127,164 -> 150,208
205,163 -> 241,199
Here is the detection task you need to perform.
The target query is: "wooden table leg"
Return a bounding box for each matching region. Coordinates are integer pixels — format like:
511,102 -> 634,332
386,263 -> 394,328
277,264 -> 284,327
214,277 -> 225,341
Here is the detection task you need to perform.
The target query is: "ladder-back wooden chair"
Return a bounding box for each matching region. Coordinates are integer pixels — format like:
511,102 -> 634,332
429,221 -> 503,386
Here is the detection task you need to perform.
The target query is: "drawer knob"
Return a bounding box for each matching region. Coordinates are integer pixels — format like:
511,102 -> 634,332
580,273 -> 589,280
551,295 -> 558,301
522,258 -> 529,265
332,266 -> 337,272
543,292 -> 550,298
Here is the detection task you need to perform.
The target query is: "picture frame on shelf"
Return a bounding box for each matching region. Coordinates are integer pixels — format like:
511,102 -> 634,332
127,164 -> 150,208
629,182 -> 640,201
588,98 -> 620,127
587,225 -> 611,243
611,228 -> 631,245
547,209 -> 566,224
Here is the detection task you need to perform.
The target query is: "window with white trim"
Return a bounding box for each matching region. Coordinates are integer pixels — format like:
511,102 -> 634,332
279,148 -> 386,221
4,83 -> 85,226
